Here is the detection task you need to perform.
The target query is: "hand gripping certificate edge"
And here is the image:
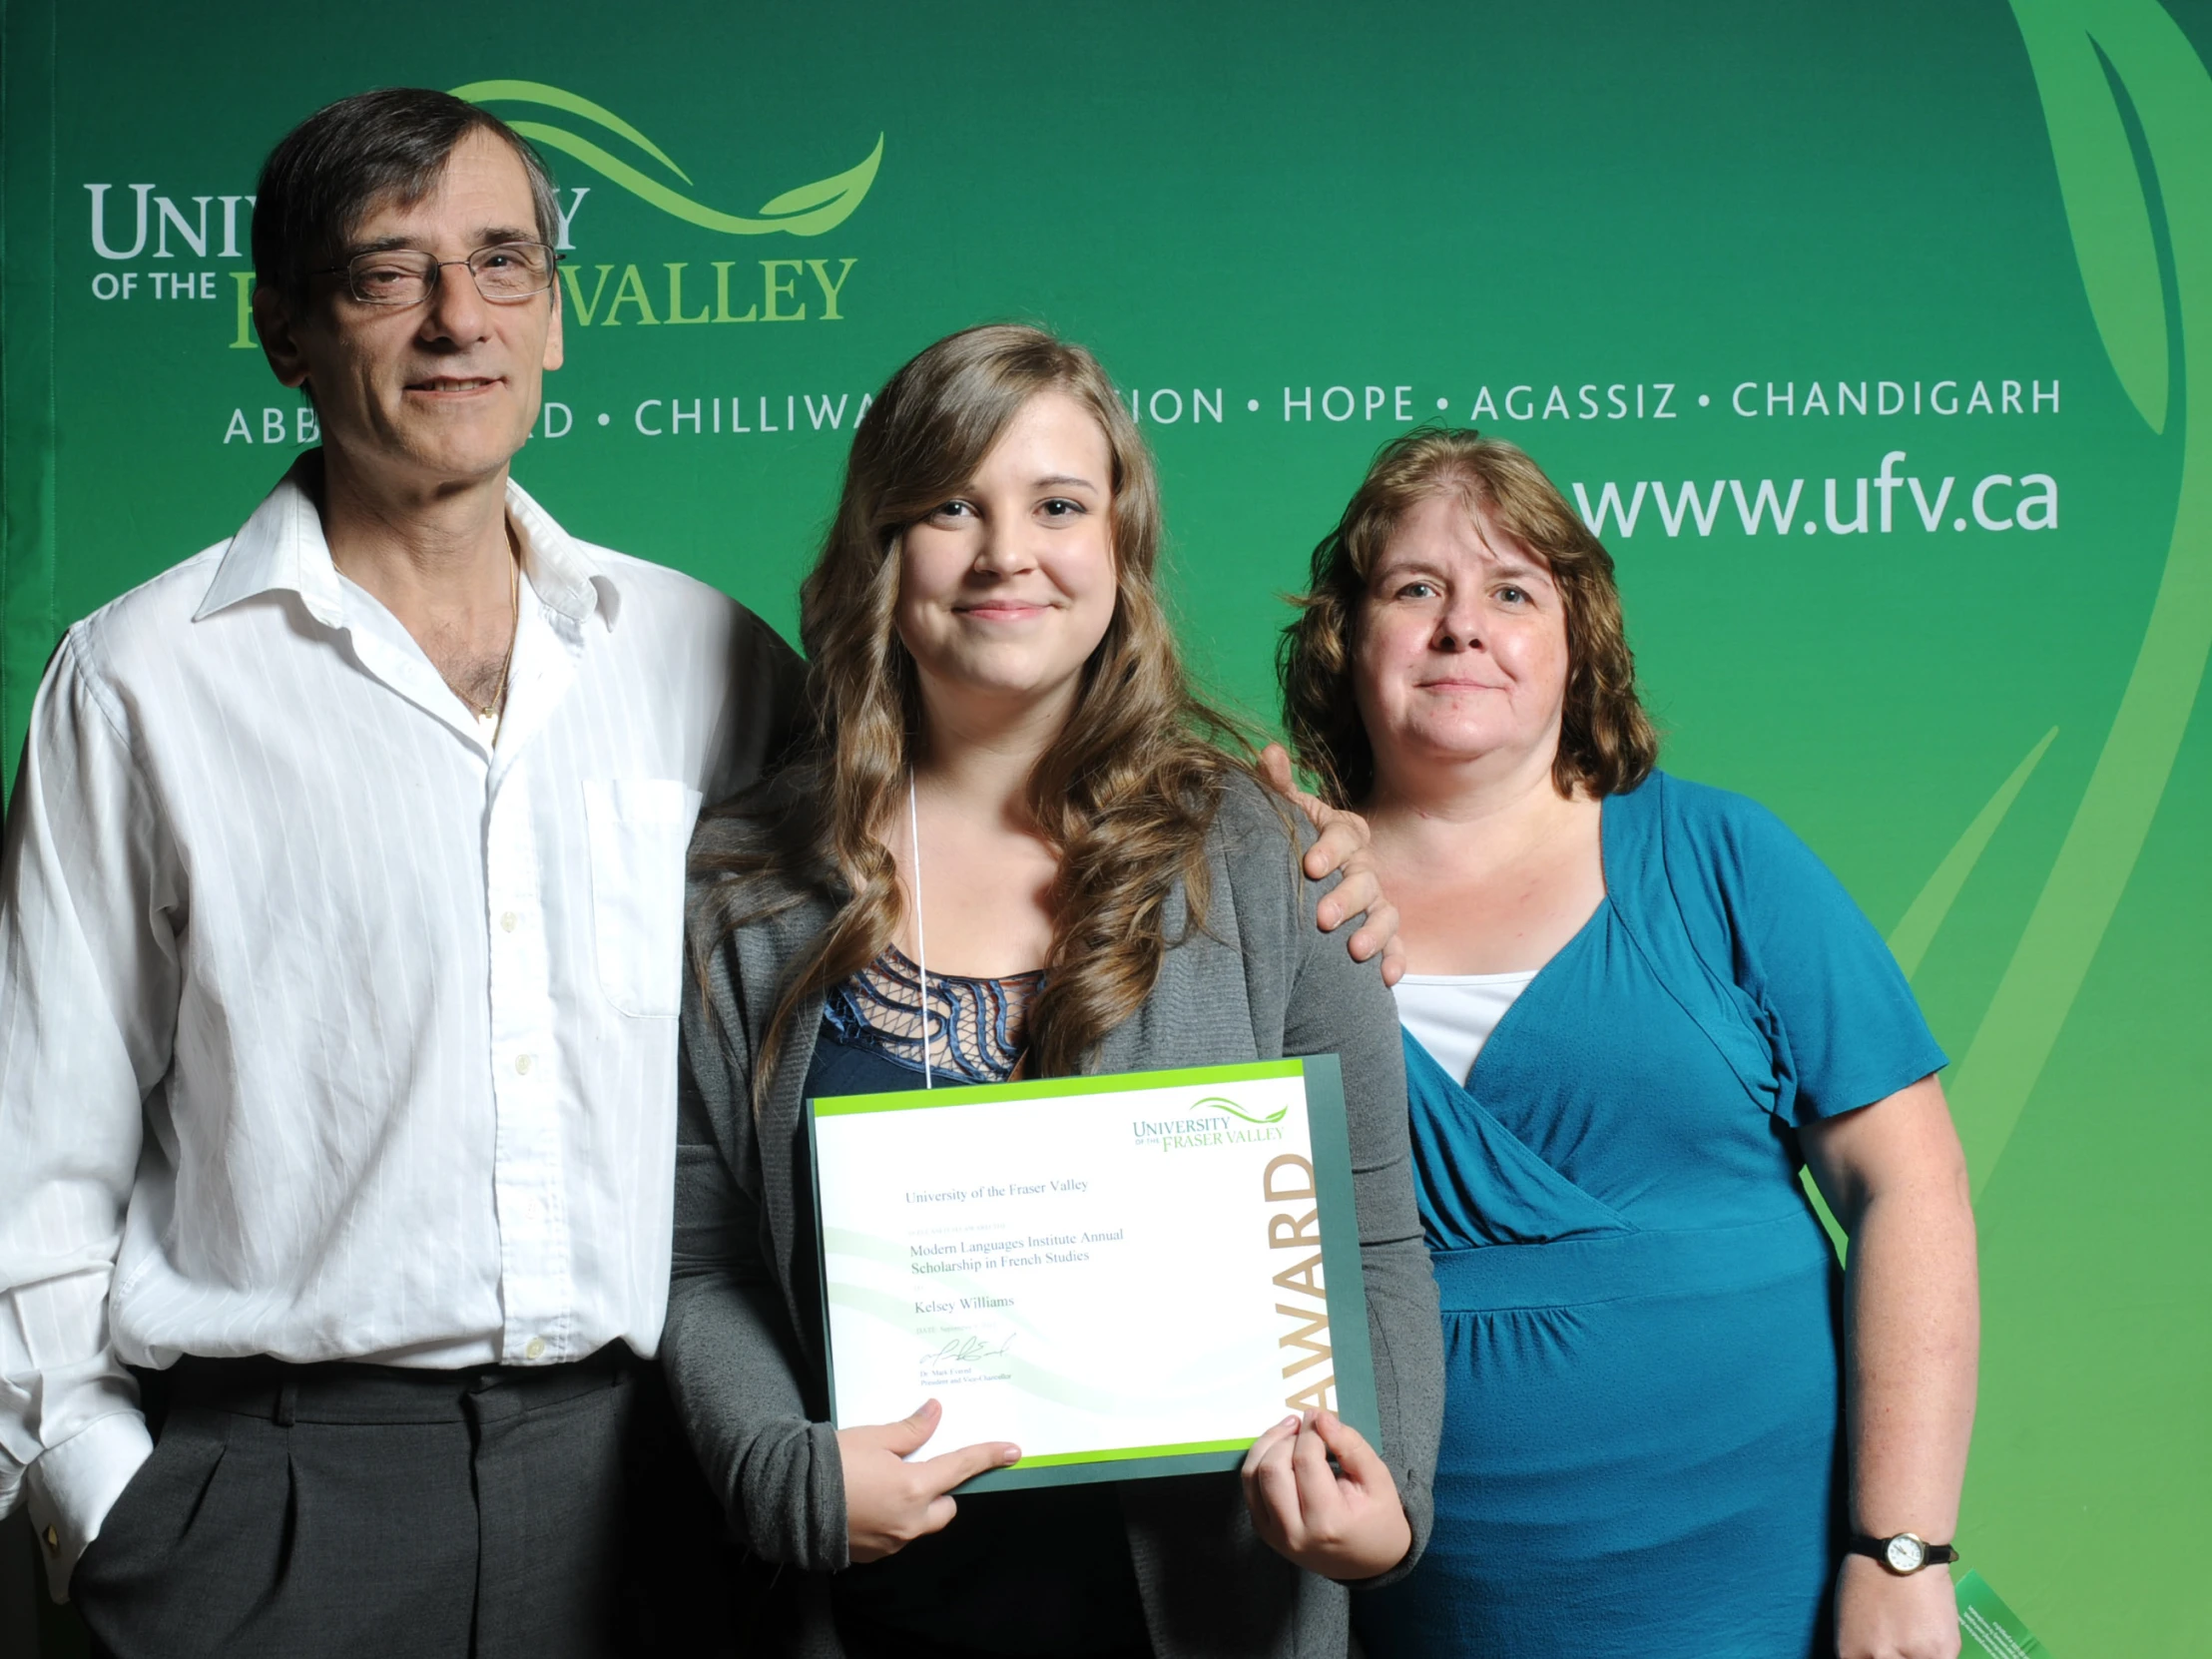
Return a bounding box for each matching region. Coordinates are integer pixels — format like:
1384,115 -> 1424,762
805,1053 -> 1380,1494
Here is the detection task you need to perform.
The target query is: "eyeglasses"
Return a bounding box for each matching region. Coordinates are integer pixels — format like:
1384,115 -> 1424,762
310,242 -> 562,306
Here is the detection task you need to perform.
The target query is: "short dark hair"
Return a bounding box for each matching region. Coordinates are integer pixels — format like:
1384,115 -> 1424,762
253,88 -> 559,305
1280,427 -> 1660,806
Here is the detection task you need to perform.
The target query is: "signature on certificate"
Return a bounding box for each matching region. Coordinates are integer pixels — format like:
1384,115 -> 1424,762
929,1333 -> 1017,1363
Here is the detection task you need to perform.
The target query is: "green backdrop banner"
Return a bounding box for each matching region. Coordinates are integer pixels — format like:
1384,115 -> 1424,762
3,2 -> 2206,1650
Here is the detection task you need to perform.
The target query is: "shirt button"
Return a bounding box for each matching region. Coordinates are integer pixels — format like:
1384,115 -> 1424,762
500,911 -> 519,933
515,1053 -> 534,1076
524,1337 -> 548,1361
43,1523 -> 58,1553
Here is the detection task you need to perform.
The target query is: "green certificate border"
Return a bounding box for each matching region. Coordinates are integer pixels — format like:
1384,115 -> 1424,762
807,1054 -> 1377,1493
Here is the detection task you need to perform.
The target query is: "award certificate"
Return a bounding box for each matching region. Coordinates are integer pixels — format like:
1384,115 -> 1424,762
810,1055 -> 1376,1492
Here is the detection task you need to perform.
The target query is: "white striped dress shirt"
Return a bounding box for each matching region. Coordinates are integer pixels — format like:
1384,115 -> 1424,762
0,461 -> 800,1588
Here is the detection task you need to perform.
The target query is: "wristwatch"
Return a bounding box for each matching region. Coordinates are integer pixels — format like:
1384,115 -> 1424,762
1848,1532 -> 1958,1575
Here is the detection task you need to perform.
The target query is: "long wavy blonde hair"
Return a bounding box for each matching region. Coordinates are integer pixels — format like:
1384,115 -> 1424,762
695,324 -> 1249,1102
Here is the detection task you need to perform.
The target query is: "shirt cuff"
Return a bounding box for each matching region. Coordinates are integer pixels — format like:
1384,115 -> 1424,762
25,1411 -> 154,1602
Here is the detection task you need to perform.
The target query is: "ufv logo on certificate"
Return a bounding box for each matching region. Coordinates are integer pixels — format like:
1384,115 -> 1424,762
809,1055 -> 1378,1492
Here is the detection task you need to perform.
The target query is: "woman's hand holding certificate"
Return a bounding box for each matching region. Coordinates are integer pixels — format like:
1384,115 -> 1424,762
1243,1407 -> 1413,1580
837,1397 -> 1019,1562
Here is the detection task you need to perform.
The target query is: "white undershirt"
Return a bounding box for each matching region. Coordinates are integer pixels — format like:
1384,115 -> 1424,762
1392,971 -> 1540,1085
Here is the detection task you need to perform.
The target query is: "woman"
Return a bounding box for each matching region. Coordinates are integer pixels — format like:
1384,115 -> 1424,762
663,325 -> 1443,1659
1281,430 -> 1978,1659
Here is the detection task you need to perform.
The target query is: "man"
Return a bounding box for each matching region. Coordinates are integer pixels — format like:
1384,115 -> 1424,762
0,89 -> 1396,1657
0,89 -> 795,1656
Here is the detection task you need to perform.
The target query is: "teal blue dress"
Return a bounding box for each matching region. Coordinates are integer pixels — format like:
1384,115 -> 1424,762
1357,773 -> 1945,1659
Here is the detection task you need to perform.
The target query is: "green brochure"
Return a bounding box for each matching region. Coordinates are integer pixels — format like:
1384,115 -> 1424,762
1957,1570 -> 2052,1659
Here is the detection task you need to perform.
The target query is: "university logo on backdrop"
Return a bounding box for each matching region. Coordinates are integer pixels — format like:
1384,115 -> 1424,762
80,76 -> 2066,542
457,83 -> 874,333
80,79 -> 880,444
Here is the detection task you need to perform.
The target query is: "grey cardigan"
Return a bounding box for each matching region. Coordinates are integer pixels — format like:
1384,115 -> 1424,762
665,776 -> 1443,1659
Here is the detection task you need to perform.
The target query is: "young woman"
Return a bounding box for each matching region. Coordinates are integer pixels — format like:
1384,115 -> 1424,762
662,325 -> 1443,1659
1281,429 -> 1978,1659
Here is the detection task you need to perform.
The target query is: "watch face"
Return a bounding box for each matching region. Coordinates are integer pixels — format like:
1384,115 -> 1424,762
1885,1534 -> 1928,1573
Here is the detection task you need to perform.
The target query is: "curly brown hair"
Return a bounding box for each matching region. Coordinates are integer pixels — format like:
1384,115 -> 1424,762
1278,427 -> 1658,807
695,324 -> 1255,1103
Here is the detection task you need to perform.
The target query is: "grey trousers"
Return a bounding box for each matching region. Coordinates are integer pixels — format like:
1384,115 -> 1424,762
71,1350 -> 647,1659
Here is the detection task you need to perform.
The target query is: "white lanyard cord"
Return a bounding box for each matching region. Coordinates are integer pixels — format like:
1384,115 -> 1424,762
907,771 -> 933,1089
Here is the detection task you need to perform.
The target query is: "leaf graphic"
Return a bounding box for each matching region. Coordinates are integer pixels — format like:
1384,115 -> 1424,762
1192,1096 -> 1289,1126
758,138 -> 883,218
454,82 -> 882,238
1887,728 -> 2058,980
450,79 -> 691,183
1961,0 -> 2212,1192
2009,3 -> 2169,431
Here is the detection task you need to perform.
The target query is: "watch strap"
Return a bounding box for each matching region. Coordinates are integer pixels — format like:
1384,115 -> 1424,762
1848,1533 -> 1958,1572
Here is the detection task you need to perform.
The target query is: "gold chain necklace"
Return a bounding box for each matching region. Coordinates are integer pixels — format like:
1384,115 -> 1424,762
472,549 -> 521,721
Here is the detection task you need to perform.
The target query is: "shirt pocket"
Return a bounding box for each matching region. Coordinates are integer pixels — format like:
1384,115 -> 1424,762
583,778 -> 704,1017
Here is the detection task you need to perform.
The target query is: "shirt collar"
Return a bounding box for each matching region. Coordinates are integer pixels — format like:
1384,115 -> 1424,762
193,453 -> 623,631
506,474 -> 622,630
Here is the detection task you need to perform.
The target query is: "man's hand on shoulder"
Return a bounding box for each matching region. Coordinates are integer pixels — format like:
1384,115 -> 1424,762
1259,744 -> 1404,986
